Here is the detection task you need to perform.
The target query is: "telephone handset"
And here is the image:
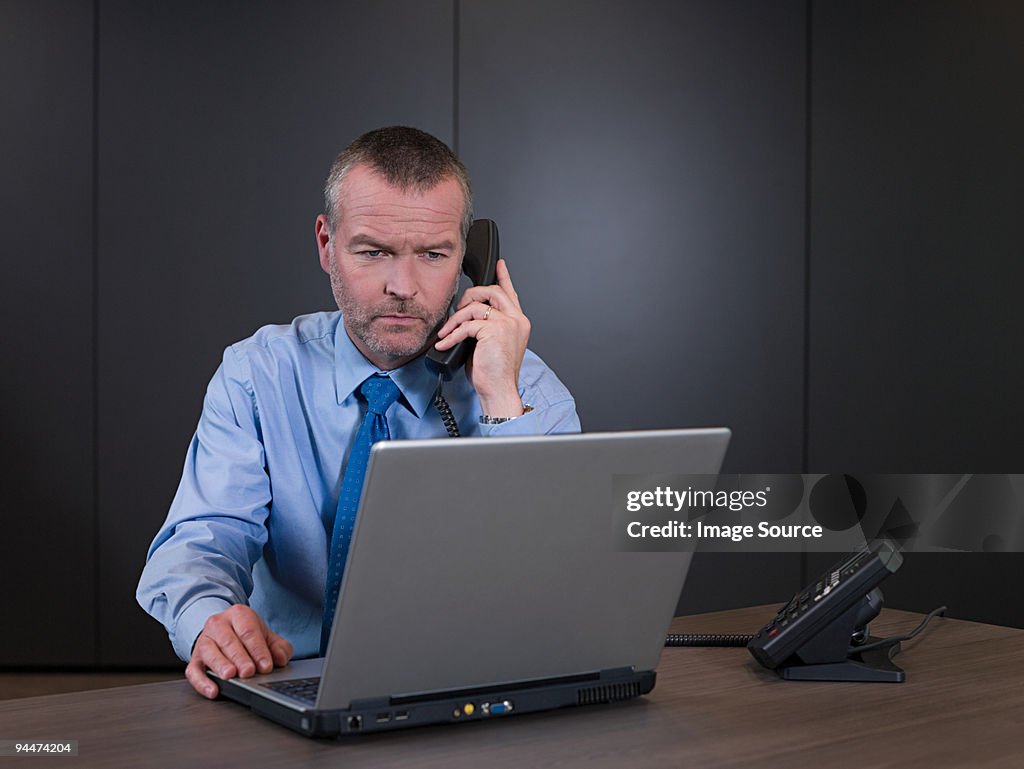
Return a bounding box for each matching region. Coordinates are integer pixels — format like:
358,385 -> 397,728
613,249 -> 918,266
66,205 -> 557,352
426,219 -> 500,380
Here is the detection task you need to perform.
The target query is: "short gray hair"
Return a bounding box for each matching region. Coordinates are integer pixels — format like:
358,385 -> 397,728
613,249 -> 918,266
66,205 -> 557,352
323,126 -> 473,243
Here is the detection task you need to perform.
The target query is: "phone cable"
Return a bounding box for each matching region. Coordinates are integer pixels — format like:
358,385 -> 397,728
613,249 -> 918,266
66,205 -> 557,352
433,389 -> 461,438
664,633 -> 754,647
849,605 -> 947,656
665,604 -> 947,651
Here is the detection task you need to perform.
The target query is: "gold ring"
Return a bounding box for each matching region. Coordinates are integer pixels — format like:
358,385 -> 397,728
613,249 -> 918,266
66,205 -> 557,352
483,306 -> 492,321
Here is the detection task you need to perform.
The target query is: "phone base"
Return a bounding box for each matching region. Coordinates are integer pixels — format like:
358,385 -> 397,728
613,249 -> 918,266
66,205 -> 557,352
777,639 -> 905,683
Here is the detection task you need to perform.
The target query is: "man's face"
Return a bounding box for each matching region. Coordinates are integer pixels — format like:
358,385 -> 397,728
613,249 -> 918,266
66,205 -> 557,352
316,164 -> 464,370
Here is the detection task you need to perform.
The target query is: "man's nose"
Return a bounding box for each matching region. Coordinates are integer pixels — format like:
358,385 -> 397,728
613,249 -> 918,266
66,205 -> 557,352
384,255 -> 418,299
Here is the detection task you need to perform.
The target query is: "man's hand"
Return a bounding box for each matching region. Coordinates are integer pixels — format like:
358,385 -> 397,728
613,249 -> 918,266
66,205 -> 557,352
434,259 -> 531,417
185,604 -> 293,699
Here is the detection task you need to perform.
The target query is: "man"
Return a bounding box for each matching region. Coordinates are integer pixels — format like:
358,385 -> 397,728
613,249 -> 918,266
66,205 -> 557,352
137,127 -> 579,699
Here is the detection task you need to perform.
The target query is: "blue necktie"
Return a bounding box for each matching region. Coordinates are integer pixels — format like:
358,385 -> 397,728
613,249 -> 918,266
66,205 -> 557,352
321,374 -> 401,654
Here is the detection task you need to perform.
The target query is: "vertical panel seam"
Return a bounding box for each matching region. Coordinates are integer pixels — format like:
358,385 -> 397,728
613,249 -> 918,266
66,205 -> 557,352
801,0 -> 814,588
452,0 -> 460,153
92,0 -> 102,666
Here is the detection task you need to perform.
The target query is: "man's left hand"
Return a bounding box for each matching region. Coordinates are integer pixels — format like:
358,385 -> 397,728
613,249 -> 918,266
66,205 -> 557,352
434,258 -> 530,418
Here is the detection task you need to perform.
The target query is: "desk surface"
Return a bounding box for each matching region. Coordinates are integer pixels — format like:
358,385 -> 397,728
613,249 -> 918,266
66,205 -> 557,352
2,605 -> 1022,768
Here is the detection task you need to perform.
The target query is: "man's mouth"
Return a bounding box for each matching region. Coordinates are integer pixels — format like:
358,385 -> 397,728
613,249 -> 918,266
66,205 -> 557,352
376,314 -> 423,325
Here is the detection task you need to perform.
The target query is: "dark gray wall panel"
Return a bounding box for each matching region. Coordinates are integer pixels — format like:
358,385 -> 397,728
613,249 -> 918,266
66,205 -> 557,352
809,1 -> 1024,471
808,2 -> 1024,624
676,553 -> 798,617
0,1 -> 96,665
459,0 -> 807,612
459,0 -> 806,471
97,0 -> 454,664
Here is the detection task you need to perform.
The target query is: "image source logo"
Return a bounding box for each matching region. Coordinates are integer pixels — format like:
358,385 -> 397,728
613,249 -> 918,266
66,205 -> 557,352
613,474 -> 1024,553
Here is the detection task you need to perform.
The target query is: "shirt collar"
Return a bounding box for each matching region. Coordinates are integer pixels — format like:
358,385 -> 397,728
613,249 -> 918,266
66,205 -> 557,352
332,314 -> 439,419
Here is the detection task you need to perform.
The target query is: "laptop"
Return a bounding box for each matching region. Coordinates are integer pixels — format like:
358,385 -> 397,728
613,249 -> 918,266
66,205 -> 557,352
213,427 -> 731,737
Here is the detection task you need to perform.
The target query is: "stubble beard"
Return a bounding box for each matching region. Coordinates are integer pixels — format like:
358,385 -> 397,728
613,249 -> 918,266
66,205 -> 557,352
328,254 -> 458,362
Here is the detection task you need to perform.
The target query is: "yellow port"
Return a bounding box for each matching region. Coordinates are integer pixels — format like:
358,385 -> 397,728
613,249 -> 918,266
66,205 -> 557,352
463,703 -> 475,716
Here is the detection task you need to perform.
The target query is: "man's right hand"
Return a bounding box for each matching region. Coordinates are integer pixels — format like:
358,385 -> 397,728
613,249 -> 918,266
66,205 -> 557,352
185,604 -> 293,699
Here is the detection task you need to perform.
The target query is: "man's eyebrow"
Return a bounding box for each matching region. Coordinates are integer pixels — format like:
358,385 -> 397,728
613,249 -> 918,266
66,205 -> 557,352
346,235 -> 459,253
346,235 -> 392,251
417,239 -> 458,253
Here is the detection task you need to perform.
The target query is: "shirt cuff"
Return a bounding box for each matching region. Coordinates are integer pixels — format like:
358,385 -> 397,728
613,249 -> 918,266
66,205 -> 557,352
480,397 -> 580,436
172,595 -> 234,662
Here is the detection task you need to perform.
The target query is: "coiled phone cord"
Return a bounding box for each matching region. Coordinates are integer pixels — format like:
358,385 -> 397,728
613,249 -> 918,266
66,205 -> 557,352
665,633 -> 754,647
434,388 -> 461,438
666,605 -> 946,650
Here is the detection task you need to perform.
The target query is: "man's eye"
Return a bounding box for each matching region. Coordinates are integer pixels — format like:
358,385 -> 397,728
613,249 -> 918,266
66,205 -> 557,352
363,250 -> 384,257
424,251 -> 446,261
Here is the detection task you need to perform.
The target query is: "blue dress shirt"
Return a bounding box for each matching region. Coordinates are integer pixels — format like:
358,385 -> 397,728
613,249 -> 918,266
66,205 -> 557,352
136,311 -> 580,661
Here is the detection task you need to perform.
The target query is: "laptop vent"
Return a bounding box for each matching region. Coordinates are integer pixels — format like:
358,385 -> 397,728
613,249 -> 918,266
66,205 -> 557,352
576,681 -> 641,706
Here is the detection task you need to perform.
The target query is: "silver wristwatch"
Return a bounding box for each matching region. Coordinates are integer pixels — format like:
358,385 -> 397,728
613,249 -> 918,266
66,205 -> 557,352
479,405 -> 534,425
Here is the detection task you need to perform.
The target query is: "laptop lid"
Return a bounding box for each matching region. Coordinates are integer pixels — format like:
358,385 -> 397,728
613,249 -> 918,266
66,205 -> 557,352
317,427 -> 731,709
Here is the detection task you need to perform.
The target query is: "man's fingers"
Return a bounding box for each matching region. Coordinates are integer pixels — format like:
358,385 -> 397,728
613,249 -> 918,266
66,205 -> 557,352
268,633 -> 294,667
200,606 -> 268,677
210,630 -> 260,677
435,320 -> 488,350
495,259 -> 520,304
185,660 -> 220,700
455,282 -> 521,314
234,616 -> 275,674
185,606 -> 294,699
186,640 -> 234,699
198,637 -> 237,680
437,302 -> 498,340
454,286 -> 498,312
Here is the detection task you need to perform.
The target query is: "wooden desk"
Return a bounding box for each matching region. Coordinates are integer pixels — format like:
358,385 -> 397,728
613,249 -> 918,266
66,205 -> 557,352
2,606 -> 1022,768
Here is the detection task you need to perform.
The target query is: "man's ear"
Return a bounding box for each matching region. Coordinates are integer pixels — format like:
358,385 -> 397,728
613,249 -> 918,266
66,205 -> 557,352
315,214 -> 332,274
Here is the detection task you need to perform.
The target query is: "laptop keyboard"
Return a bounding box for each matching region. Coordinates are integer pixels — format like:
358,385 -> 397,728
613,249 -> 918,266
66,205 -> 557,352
262,676 -> 321,705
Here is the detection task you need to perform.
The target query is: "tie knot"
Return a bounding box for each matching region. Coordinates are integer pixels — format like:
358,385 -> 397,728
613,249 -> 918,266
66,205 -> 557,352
360,375 -> 400,415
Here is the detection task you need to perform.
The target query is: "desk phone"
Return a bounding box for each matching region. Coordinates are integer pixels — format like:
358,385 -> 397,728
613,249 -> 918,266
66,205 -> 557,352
747,540 -> 905,682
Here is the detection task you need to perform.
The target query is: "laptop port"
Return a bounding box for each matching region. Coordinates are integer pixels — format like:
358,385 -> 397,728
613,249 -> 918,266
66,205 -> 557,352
487,700 -> 513,716
394,711 -> 409,721
347,715 -> 363,731
375,713 -> 391,723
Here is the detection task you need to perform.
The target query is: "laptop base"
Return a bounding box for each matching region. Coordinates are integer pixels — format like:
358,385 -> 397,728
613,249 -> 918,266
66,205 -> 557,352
217,667 -> 655,738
